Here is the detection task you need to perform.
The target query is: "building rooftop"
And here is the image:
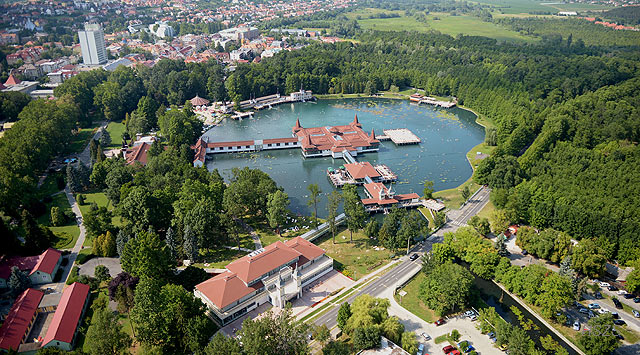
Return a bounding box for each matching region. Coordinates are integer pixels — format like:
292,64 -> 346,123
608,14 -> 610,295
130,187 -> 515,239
344,161 -> 380,180
293,115 -> 379,153
0,289 -> 44,351
42,282 -> 90,346
30,248 -> 61,276
226,241 -> 301,284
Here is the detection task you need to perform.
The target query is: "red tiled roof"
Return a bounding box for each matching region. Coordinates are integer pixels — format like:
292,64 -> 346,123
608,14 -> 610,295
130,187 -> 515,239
125,142 -> 152,166
364,182 -> 391,200
4,74 -> 20,86
344,162 -> 380,180
284,237 -> 325,265
30,248 -> 61,276
262,137 -> 298,144
42,282 -> 90,346
226,241 -> 301,283
190,95 -> 210,106
0,289 -> 44,351
294,120 -> 377,152
206,140 -> 255,148
0,256 -> 39,280
395,193 -> 420,201
196,271 -> 263,309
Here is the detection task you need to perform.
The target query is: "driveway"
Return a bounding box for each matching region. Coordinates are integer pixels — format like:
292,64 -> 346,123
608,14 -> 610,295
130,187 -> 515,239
78,257 -> 122,278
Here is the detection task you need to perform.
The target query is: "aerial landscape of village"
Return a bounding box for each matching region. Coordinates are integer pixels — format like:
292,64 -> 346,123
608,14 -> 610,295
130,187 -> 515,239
1,0 -> 640,354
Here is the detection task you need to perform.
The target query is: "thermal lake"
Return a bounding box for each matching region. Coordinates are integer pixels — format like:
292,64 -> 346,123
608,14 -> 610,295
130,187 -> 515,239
203,98 -> 484,216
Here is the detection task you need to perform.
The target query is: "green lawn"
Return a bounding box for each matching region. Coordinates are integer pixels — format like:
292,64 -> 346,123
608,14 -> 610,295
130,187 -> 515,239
315,227 -> 393,280
37,172 -> 64,199
476,0 -> 558,14
105,122 -> 126,148
76,190 -> 122,228
67,124 -> 100,154
358,16 -> 432,33
395,272 -> 437,322
425,14 -> 535,43
193,247 -> 247,269
418,207 -> 435,229
476,200 -> 495,221
37,193 -> 80,249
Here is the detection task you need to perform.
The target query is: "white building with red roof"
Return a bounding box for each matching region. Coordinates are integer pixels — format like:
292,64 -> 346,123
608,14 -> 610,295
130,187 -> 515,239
0,288 -> 44,352
41,282 -> 90,351
361,182 -> 421,212
0,248 -> 62,288
292,115 -> 380,158
194,236 -> 333,326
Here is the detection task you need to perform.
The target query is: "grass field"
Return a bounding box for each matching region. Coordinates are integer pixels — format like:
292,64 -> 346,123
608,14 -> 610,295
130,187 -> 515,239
68,124 -> 100,154
76,191 -> 122,229
316,227 -> 393,280
105,122 -> 125,148
476,0 -> 612,14
37,193 -> 80,249
425,14 -> 535,42
395,272 -> 438,322
359,16 -> 432,33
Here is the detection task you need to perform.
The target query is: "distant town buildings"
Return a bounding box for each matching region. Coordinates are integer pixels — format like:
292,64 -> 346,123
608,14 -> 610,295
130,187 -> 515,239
219,26 -> 260,42
79,23 -> 108,65
149,22 -> 175,38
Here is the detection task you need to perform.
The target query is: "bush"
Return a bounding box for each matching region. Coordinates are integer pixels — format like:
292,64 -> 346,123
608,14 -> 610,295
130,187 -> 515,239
451,329 -> 461,342
43,196 -> 53,203
76,252 -> 95,265
66,266 -> 79,285
51,206 -> 65,226
342,269 -> 354,279
76,194 -> 85,205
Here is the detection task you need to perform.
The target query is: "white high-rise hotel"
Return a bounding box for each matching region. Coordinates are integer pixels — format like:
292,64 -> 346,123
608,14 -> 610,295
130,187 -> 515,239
78,23 -> 107,65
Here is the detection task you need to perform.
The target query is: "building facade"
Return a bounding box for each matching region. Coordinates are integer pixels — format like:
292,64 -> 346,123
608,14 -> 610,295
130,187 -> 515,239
79,23 -> 108,65
194,237 -> 333,326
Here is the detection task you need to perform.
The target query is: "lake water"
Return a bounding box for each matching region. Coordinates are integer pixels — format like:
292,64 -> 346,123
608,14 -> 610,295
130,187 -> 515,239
204,98 -> 484,216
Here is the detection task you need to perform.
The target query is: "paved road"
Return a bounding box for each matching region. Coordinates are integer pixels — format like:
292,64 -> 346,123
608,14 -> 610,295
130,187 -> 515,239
312,186 -> 492,329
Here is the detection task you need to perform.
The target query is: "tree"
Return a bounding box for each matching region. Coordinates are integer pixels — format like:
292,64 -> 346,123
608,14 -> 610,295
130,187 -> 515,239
165,227 -> 178,260
535,272 -> 573,318
121,231 -> 173,280
84,204 -> 113,239
67,163 -> 81,192
398,210 -> 427,253
108,272 -> 138,313
401,331 -> 418,354
95,265 -> 111,283
346,294 -> 389,332
93,231 -> 117,257
158,106 -> 202,147
626,268 -> 640,294
495,238 -> 510,257
50,206 -> 65,226
307,183 -> 322,228
423,180 -> 434,199
571,238 -> 607,278
364,219 -> 379,238
353,326 -> 380,350
205,333 -> 242,355
578,313 -> 619,355
461,185 -> 470,203
433,211 -> 446,229
9,267 -> 31,297
327,190 -> 341,244
489,209 -> 509,234
22,210 -> 53,253
174,266 -> 209,291
238,307 -> 309,355
469,216 -> 490,236
343,184 -> 366,242
381,316 -> 404,345
313,324 -> 331,346
267,190 -> 289,236
337,302 -> 351,332
183,225 -> 199,262
322,341 -> 350,355
116,230 -> 130,257
100,128 -> 112,147
85,303 -> 132,355
419,262 -> 474,315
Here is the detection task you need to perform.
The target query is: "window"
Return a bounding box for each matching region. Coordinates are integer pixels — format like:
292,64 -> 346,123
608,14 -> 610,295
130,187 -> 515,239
246,145 -> 250,148
267,144 -> 272,147
277,143 -> 281,146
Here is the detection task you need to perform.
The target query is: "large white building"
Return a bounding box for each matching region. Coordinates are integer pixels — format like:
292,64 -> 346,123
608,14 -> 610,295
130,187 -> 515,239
78,23 -> 107,65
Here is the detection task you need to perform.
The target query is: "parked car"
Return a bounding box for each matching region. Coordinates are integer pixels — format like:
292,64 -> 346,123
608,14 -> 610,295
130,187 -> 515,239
450,350 -> 461,355
634,297 -> 640,303
435,318 -> 445,326
623,293 -> 635,299
618,290 -> 628,296
632,309 -> 640,318
464,310 -> 476,318
521,249 -> 528,255
409,253 -> 420,261
599,281 -> 611,288
594,292 -> 602,299
613,319 -> 626,326
588,311 -> 596,319
443,345 -> 455,354
611,312 -> 619,319
573,321 -> 580,331
598,308 -> 609,314
420,332 -> 431,341
613,298 -> 623,309
588,303 -> 600,309
578,308 -> 589,314
417,343 -> 425,355
608,285 -> 619,291
469,315 -> 478,321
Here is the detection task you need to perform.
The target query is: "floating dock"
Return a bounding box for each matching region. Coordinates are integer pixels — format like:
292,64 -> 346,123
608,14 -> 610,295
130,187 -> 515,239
382,128 -> 421,145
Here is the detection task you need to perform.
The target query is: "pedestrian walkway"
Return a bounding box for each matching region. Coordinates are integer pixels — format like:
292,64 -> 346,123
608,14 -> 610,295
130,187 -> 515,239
55,187 -> 87,292
238,220 -> 262,250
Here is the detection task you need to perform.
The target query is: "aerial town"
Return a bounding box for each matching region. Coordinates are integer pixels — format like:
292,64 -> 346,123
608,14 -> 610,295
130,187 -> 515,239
1,0 -> 640,354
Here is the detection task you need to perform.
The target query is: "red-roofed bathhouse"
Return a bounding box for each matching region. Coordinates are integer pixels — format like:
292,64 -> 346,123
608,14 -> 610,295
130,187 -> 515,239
0,248 -> 63,288
0,288 -> 44,351
41,282 -> 90,351
194,237 -> 333,326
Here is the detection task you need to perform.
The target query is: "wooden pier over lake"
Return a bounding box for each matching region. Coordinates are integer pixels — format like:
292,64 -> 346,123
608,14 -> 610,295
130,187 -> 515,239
382,128 -> 421,145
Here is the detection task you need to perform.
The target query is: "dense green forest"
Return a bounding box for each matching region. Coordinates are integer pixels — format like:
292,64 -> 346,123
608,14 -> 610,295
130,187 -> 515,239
601,5 -> 640,26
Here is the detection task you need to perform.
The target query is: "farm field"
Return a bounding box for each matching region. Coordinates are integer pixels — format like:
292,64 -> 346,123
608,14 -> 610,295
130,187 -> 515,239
476,0 -> 612,14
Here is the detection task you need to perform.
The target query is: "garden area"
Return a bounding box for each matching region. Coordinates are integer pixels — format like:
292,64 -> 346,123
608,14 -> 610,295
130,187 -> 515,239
394,272 -> 437,323
105,122 -> 126,149
37,192 -> 80,249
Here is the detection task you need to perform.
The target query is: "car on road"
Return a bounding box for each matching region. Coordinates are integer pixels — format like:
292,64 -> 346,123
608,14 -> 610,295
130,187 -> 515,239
594,292 -> 602,299
618,290 -> 628,296
435,318 -> 445,326
623,293 -> 635,299
521,249 -> 528,255
420,332 -> 431,341
632,309 -> 640,318
611,312 -> 619,319
613,319 -> 626,326
443,345 -> 455,354
417,343 -> 425,355
578,307 -> 589,314
409,253 -> 420,261
598,308 -> 609,314
634,297 -> 640,303
599,281 -> 611,288
608,285 -> 618,291
588,303 -> 600,309
612,298 -> 623,309
573,321 -> 580,331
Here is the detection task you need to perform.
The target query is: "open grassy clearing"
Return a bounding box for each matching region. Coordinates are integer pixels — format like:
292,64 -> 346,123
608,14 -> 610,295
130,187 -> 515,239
193,247 -> 247,269
418,207 -> 435,229
359,16 -> 432,33
76,191 -> 122,228
433,179 -> 482,210
315,227 -> 393,280
394,272 -> 438,323
68,123 -> 101,154
475,0 -> 559,14
426,14 -> 535,42
105,121 -> 126,149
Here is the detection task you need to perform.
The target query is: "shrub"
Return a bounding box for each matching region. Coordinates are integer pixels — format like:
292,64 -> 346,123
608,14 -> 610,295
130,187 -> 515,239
66,266 -> 79,285
451,329 -> 461,342
76,194 -> 85,205
76,252 -> 95,264
51,207 -> 65,226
